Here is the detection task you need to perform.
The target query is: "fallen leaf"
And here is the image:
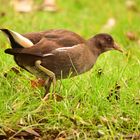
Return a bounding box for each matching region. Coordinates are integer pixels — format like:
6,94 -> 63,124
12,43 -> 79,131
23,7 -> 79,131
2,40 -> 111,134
0,12 -> 6,17
24,128 -> 40,137
56,131 -> 67,140
31,79 -> 39,88
31,78 -> 45,88
101,18 -> 116,31
126,31 -> 138,41
123,133 -> 140,140
97,130 -> 105,138
126,0 -> 138,12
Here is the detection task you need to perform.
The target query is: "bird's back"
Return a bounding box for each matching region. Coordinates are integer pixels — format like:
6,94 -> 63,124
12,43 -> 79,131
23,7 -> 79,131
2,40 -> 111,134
23,29 -> 86,46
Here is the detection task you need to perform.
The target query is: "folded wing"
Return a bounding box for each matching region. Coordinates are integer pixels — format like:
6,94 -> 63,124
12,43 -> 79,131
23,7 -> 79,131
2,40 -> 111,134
5,29 -> 86,57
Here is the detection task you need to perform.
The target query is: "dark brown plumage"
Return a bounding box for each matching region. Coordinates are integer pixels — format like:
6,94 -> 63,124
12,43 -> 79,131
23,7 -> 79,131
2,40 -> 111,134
0,28 -> 123,98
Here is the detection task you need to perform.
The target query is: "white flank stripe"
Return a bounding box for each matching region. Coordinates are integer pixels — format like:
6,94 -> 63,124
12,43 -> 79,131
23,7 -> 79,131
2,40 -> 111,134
43,53 -> 54,57
55,44 -> 80,52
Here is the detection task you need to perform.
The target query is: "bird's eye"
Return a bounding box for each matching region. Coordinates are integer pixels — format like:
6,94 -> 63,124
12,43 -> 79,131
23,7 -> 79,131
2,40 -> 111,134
106,37 -> 112,42
108,38 -> 111,41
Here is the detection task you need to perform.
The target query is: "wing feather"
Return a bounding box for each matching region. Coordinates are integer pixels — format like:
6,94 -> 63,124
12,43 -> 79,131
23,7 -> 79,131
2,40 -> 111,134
5,30 -> 86,57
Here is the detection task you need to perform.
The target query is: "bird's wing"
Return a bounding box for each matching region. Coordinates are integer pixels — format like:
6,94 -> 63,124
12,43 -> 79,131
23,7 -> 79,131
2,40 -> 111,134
5,37 -> 57,56
23,29 -> 85,46
23,31 -> 47,44
5,30 -> 86,57
5,37 -> 81,56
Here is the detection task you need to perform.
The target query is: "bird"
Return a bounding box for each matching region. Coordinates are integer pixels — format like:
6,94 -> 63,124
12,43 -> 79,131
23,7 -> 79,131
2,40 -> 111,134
0,28 -> 123,99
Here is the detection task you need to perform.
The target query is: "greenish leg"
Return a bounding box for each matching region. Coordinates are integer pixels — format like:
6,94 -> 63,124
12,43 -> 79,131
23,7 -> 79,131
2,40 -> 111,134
35,60 -> 56,98
44,77 -> 52,96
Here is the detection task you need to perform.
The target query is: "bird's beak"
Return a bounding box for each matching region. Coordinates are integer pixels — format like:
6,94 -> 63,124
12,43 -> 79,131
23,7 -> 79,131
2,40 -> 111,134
113,42 -> 124,53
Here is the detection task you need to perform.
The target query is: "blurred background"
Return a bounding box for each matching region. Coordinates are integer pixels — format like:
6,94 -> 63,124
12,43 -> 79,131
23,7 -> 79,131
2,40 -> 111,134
0,0 -> 140,39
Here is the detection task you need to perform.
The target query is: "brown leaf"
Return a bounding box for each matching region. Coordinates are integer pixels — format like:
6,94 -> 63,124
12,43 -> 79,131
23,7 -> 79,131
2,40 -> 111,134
123,133 -> 140,140
0,12 -> 6,17
101,18 -> 116,31
126,32 -> 138,41
56,131 -> 67,140
126,0 -> 138,12
31,80 -> 39,88
9,128 -> 41,139
24,128 -> 40,137
31,78 -> 45,88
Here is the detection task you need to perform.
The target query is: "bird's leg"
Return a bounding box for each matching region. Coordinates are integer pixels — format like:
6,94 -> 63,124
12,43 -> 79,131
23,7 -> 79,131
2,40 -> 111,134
35,60 -> 63,101
35,60 -> 57,100
43,77 -> 54,97
44,78 -> 52,95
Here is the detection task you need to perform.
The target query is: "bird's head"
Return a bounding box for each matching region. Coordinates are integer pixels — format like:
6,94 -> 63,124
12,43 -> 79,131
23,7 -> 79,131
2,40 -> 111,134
92,33 -> 123,53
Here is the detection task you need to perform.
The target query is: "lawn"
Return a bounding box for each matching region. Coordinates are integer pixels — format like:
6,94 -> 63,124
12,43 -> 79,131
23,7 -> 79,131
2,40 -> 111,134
0,0 -> 140,139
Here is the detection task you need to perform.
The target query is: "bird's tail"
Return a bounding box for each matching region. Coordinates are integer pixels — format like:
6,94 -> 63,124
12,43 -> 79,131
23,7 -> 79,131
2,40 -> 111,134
0,28 -> 33,48
5,48 -> 23,55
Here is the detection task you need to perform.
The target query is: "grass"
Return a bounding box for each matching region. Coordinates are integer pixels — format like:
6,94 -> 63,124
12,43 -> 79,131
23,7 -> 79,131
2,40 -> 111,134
0,0 -> 140,139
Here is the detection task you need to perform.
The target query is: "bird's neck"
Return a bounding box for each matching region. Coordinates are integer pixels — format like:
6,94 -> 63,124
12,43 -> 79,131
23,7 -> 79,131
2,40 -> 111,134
86,38 -> 103,57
